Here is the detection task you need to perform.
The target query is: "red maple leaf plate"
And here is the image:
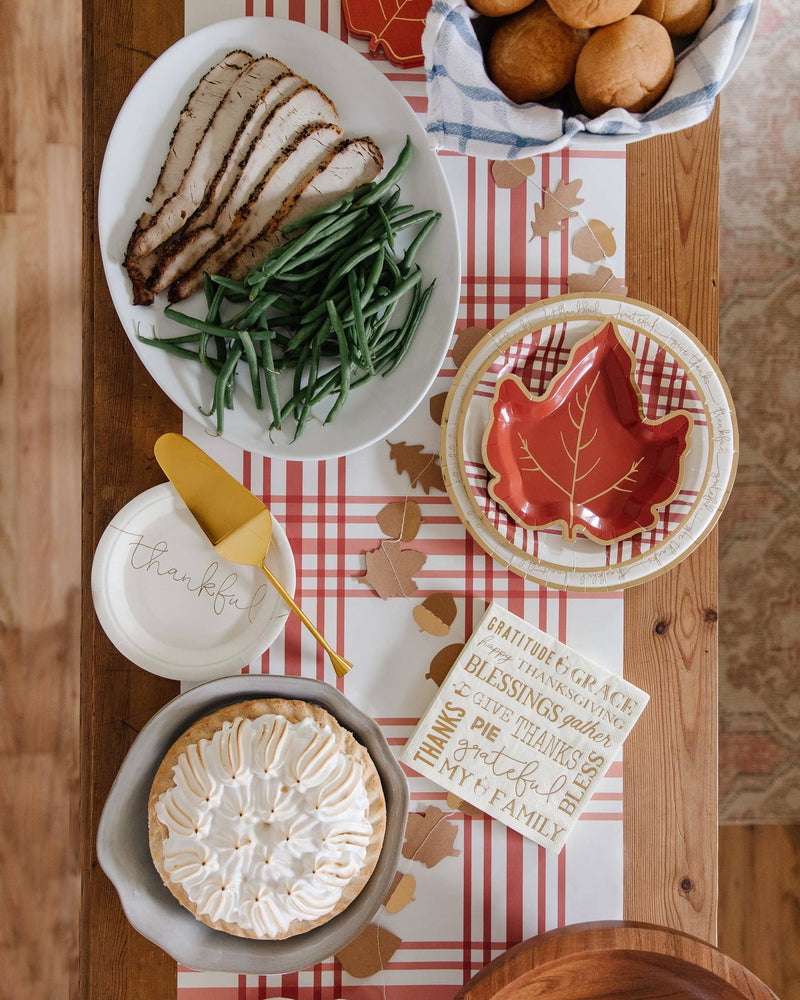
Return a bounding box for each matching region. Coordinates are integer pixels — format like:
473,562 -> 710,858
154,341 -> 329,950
439,294 -> 738,591
482,321 -> 694,546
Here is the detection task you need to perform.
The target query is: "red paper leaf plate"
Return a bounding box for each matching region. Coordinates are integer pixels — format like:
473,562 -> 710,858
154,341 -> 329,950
482,320 -> 694,545
342,0 -> 431,68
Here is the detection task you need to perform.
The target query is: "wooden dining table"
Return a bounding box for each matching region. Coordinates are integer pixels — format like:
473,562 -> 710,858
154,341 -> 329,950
81,2 -> 720,996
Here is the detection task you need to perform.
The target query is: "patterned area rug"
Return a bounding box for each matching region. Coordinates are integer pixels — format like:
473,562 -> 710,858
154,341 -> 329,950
718,0 -> 800,822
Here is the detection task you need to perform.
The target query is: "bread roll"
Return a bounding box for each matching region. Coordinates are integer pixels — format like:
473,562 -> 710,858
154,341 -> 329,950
545,0 -> 641,28
488,0 -> 589,104
574,15 -> 674,116
470,0 -> 537,16
636,0 -> 712,36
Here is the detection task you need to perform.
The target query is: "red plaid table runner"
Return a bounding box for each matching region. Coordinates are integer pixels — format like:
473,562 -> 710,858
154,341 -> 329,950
178,1 -> 628,996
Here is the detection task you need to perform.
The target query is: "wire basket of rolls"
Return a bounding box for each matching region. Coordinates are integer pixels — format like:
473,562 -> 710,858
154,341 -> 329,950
422,0 -> 759,158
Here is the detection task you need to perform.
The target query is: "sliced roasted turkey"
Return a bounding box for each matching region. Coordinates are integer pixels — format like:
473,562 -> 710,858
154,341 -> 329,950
128,55 -> 290,262
149,83 -> 339,294
123,49 -> 253,305
168,123 -> 350,302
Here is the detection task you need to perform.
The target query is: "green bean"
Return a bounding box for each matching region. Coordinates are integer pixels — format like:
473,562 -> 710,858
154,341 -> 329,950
294,335 -> 322,440
382,280 -> 436,376
348,271 -> 373,374
239,330 -> 263,410
325,301 -> 352,424
259,329 -> 282,430
213,345 -> 242,433
352,136 -> 413,208
138,336 -> 209,363
401,213 -> 441,274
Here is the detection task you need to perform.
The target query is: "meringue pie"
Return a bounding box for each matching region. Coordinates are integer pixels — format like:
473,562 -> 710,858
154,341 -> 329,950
148,699 -> 386,939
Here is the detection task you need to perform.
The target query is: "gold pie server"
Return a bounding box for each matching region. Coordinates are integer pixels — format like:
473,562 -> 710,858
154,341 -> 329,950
154,432 -> 353,677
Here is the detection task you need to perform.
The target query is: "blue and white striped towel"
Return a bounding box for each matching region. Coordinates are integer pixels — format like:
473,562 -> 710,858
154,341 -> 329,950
422,0 -> 758,159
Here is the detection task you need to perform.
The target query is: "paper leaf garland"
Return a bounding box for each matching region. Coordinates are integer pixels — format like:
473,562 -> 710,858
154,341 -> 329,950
341,0 -> 431,67
483,321 -> 693,544
567,266 -> 628,296
384,872 -> 417,913
426,642 -> 465,685
572,219 -> 616,262
413,593 -> 457,636
387,441 -> 445,494
361,540 -> 426,598
530,179 -> 584,240
402,806 -> 460,868
377,499 -> 422,542
452,326 -> 489,369
491,158 -> 536,189
336,923 -> 402,978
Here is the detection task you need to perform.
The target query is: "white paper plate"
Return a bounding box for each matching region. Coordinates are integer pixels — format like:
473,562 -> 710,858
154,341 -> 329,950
98,17 -> 460,462
91,483 -> 295,680
96,675 -> 409,974
441,294 -> 738,591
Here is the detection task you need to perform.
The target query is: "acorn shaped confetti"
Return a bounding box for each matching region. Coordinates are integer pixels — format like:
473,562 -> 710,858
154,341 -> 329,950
414,593 -> 457,637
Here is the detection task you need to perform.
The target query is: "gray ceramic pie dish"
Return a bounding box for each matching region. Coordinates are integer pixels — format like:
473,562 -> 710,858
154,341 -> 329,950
96,674 -> 409,974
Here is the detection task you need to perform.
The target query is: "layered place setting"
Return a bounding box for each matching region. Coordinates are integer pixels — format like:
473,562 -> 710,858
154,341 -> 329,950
86,2 -> 776,998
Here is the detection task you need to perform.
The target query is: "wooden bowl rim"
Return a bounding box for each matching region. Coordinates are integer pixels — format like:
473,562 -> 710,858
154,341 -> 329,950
455,920 -> 779,1000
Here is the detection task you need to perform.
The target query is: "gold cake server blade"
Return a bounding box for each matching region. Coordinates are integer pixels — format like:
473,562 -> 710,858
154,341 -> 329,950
154,432 -> 352,677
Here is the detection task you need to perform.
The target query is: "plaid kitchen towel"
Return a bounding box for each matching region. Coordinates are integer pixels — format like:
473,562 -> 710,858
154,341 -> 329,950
423,0 -> 758,159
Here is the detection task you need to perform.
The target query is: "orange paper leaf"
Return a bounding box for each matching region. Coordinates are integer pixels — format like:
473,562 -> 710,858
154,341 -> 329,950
341,0 -> 430,67
567,266 -> 628,296
336,923 -> 402,978
530,179 -> 584,240
376,499 -> 423,541
384,871 -> 417,913
426,642 -> 465,685
483,321 -> 692,544
387,441 -> 445,494
402,805 -> 460,868
361,540 -> 426,598
491,158 -> 536,189
572,219 -> 617,262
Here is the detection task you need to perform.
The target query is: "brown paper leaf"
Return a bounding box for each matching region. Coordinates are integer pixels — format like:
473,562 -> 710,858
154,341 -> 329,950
387,441 -> 445,494
491,157 -> 536,189
530,179 -> 584,240
384,871 -> 417,913
446,791 -> 483,817
572,219 -> 617,262
429,391 -> 447,426
376,499 -> 422,542
413,593 -> 457,636
426,642 -> 465,685
452,326 -> 489,369
567,265 -> 628,296
402,805 -> 460,868
335,923 -> 401,978
361,540 -> 426,598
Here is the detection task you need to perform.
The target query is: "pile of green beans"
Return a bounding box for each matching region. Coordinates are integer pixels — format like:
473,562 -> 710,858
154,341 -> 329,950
139,137 -> 440,440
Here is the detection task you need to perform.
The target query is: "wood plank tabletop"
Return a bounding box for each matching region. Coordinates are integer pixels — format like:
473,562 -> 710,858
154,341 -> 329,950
81,2 -> 719,996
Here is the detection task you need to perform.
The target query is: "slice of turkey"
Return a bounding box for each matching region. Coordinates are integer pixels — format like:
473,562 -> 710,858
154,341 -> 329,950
123,49 -> 253,304
147,50 -> 253,217
149,84 -> 339,294
228,137 -> 384,281
129,54 -> 290,262
167,123 -> 347,302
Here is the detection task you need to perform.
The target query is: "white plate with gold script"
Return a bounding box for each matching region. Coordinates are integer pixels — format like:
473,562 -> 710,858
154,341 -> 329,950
91,483 -> 295,680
